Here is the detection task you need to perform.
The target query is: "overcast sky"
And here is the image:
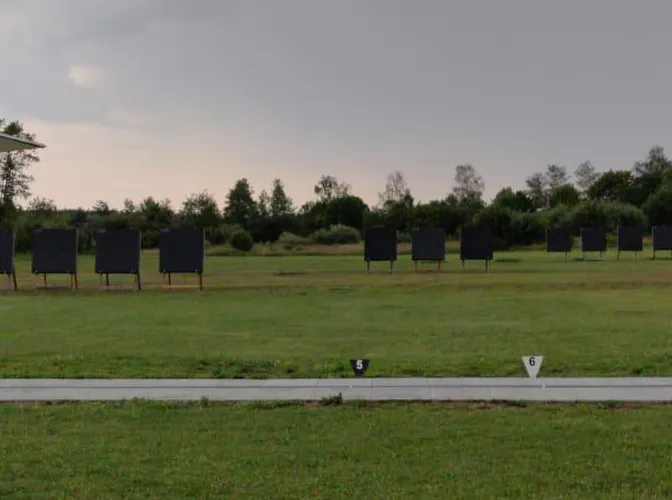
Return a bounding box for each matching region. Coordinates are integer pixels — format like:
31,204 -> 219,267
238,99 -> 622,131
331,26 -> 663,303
2,0 -> 672,210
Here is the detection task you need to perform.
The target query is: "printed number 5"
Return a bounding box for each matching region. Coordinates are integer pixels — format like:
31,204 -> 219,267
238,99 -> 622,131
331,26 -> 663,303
529,357 -> 535,366
356,360 -> 363,370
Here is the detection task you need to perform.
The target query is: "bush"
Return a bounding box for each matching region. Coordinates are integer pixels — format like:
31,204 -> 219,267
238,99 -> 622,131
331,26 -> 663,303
396,231 -> 411,243
569,200 -> 646,233
643,182 -> 672,227
509,211 -> 546,246
230,229 -> 254,252
311,224 -> 361,245
603,201 -> 647,230
545,204 -> 572,229
277,231 -> 311,250
141,230 -> 160,249
217,224 -> 242,244
474,204 -> 514,248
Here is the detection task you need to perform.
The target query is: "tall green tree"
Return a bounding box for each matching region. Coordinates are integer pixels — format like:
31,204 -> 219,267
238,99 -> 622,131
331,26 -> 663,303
544,164 -> 570,190
525,172 -> 548,209
587,170 -> 633,202
0,119 -> 40,223
549,184 -> 580,208
27,196 -> 57,217
378,170 -> 411,206
632,145 -> 672,177
270,178 -> 294,217
92,200 -> 111,215
223,178 -> 257,229
122,198 -> 136,213
574,161 -> 598,194
314,175 -> 350,202
139,197 -> 174,228
452,164 -> 484,203
181,190 -> 221,229
257,189 -> 270,219
493,187 -> 535,212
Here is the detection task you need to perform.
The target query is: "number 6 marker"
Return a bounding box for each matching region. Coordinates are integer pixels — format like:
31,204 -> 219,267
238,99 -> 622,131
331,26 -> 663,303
522,355 -> 543,378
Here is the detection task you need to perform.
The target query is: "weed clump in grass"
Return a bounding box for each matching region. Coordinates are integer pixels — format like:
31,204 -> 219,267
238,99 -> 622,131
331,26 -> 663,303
319,393 -> 344,406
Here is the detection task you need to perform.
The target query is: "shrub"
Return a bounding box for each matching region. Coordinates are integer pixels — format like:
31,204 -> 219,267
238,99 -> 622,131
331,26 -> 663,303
643,182 -> 672,227
603,201 -> 647,230
396,231 -> 411,243
474,204 -> 514,248
509,211 -> 546,246
141,230 -> 160,249
277,231 -> 311,250
230,229 -> 254,252
217,224 -> 242,244
311,224 -> 361,245
569,200 -> 646,233
545,204 -> 572,229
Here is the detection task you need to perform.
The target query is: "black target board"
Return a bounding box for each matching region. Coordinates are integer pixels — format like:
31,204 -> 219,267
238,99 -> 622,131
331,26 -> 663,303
616,226 -> 643,252
460,226 -> 493,261
31,228 -> 78,274
95,229 -> 141,274
411,227 -> 445,261
159,227 -> 205,274
546,227 -> 572,253
580,227 -> 606,252
0,229 -> 15,274
364,228 -> 397,261
652,226 -> 672,251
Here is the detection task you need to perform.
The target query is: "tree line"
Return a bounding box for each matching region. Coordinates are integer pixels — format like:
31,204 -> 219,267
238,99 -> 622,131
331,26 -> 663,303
2,117 -> 672,252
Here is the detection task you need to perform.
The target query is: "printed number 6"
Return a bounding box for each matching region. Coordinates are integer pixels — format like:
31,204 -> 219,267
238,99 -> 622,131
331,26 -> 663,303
356,360 -> 363,370
529,357 -> 535,366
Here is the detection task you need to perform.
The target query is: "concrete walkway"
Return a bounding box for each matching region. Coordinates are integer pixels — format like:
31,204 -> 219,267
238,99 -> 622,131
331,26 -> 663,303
3,378 -> 672,402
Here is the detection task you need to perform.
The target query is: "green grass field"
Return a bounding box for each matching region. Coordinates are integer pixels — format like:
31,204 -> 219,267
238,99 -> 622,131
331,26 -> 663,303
1,246 -> 672,378
3,246 -> 672,498
1,401 -> 671,498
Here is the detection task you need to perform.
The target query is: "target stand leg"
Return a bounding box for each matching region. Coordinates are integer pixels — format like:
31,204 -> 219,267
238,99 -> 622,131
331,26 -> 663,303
198,272 -> 203,291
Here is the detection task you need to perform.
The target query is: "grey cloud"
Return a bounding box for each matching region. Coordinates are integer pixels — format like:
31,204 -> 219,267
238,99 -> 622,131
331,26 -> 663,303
4,0 -> 672,200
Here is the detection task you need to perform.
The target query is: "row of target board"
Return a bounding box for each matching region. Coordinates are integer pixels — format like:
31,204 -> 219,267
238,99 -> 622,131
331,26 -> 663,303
0,227 -> 205,290
365,225 -> 672,263
0,224 -> 670,285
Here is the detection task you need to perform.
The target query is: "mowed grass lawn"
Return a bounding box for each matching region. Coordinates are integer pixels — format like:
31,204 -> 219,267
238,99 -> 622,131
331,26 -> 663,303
2,248 -> 672,378
1,401 -> 671,498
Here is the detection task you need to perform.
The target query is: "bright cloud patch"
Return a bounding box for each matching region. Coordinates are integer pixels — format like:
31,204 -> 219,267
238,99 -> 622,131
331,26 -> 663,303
67,64 -> 104,90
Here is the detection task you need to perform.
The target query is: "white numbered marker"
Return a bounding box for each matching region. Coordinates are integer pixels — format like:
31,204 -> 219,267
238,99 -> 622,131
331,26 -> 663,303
522,355 -> 544,378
